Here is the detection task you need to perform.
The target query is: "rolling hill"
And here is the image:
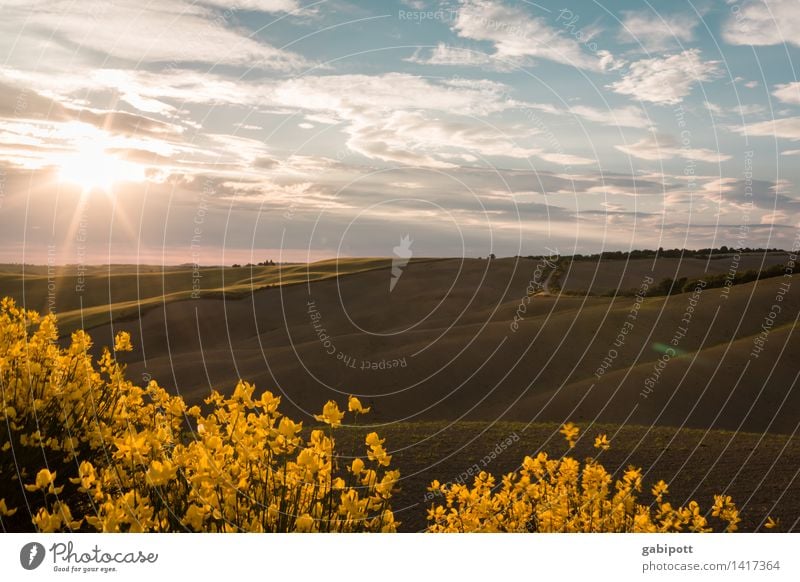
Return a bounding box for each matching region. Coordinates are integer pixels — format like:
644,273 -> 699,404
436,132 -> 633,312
67,255 -> 800,434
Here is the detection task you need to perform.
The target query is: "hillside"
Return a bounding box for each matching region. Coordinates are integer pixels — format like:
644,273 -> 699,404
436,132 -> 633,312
0,258 -> 432,333
69,255 -> 800,434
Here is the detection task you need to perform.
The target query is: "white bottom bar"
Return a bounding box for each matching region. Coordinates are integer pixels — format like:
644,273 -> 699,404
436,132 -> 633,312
2,533 -> 797,581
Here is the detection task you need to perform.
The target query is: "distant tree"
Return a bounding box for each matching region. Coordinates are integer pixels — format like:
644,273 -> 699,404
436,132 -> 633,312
489,253 -> 496,260
232,263 -> 241,268
655,277 -> 674,295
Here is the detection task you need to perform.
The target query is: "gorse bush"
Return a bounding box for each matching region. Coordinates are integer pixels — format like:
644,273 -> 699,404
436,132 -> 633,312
0,298 -> 397,532
0,298 -> 751,532
426,423 -> 742,533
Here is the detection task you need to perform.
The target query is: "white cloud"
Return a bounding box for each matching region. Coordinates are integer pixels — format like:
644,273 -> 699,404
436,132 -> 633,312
537,152 -> 596,166
271,73 -> 517,118
1,68 -> 557,169
199,0 -> 300,11
453,0 -> 616,72
343,111 -> 539,168
609,49 -> 720,105
1,0 -> 308,70
734,104 -> 767,117
703,100 -> 765,118
774,82 -> 800,105
703,101 -> 725,116
1,67 -> 270,115
615,133 -> 732,163
405,44 -> 515,70
267,73 -> 609,167
732,117 -> 800,140
618,11 -> 699,51
569,104 -> 651,129
722,0 -> 800,47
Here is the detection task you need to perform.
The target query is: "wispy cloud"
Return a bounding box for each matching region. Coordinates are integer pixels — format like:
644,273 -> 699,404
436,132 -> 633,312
610,49 -> 720,105
615,133 -> 731,163
722,0 -> 800,47
452,0 -> 617,72
774,82 -> 800,106
0,0 -> 310,70
617,10 -> 700,51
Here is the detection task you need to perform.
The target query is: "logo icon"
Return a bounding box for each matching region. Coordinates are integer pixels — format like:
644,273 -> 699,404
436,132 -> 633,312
20,542 -> 46,570
390,235 -> 413,292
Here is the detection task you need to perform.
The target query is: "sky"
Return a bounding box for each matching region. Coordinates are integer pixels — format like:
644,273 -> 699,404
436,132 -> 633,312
1,0 -> 800,264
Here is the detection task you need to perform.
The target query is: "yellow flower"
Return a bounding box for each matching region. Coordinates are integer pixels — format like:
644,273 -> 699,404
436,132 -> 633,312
114,431 -> 149,461
350,458 -> 365,475
367,444 -> 392,467
765,516 -> 780,530
146,460 -> 177,486
712,495 -> 741,532
365,432 -> 384,447
365,431 -> 392,465
258,390 -> 281,412
183,504 -> 207,530
69,461 -> 97,491
593,434 -> 610,451
559,422 -> 580,448
25,469 -> 62,494
348,395 -> 371,415
278,417 -> 302,439
651,480 -> 669,500
113,331 -> 133,352
33,507 -> 62,532
314,400 -> 344,428
0,498 -> 17,517
294,513 -> 315,532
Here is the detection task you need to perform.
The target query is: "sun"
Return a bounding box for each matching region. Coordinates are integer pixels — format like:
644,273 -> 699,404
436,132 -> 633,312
57,140 -> 145,192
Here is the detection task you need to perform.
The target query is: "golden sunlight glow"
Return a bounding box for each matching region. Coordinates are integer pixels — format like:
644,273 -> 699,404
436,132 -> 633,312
58,142 -> 145,192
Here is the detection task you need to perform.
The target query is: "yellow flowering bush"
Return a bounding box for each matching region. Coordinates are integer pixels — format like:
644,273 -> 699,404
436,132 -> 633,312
426,427 -> 742,533
0,299 -> 398,532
